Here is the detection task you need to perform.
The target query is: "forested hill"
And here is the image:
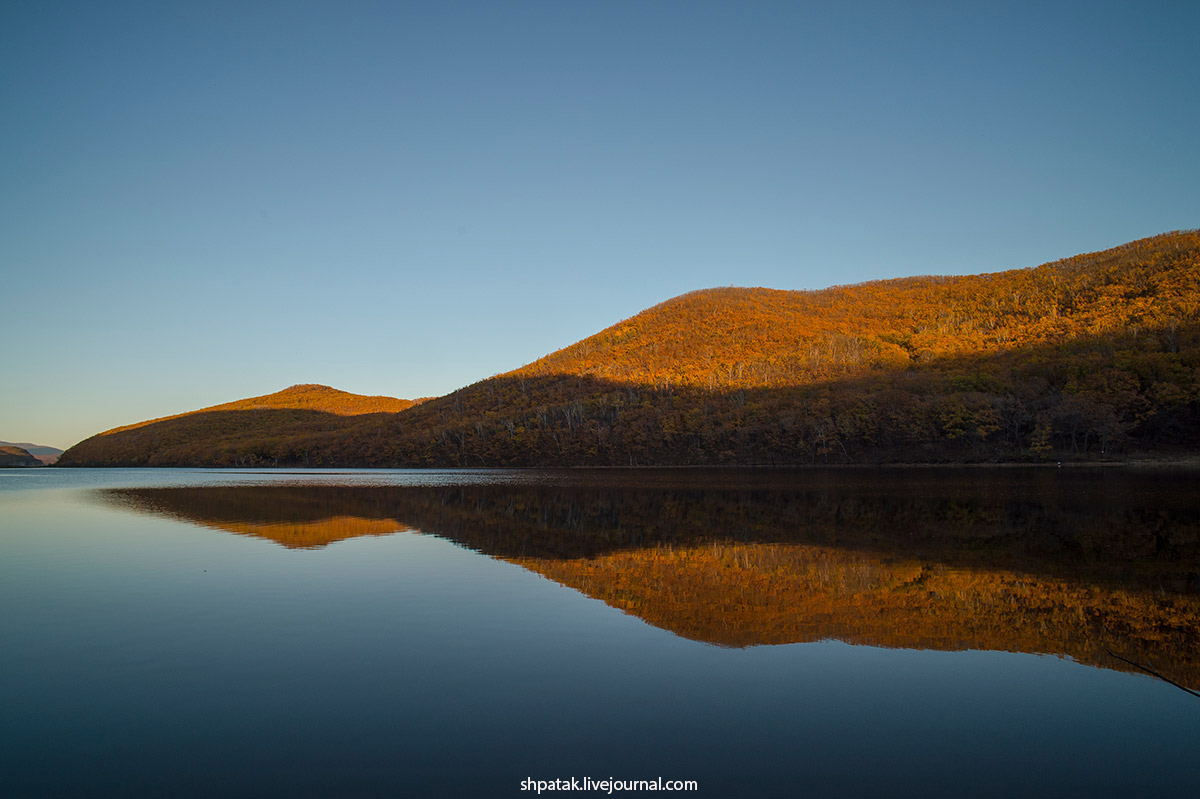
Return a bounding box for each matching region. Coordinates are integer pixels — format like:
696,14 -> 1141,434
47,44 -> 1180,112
59,385 -> 419,466
516,230 -> 1197,391
60,231 -> 1200,466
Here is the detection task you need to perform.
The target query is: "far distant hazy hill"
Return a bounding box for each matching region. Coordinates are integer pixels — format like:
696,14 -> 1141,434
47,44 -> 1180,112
0,441 -> 64,465
0,445 -> 43,467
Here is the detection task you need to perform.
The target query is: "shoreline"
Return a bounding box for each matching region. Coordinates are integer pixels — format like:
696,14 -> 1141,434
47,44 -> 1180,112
48,457 -> 1200,470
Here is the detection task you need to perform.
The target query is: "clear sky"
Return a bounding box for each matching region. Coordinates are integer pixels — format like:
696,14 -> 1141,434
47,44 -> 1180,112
3,0 -> 1197,449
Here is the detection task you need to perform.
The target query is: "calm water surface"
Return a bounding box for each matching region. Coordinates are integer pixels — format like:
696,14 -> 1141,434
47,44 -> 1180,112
2,467 -> 1198,797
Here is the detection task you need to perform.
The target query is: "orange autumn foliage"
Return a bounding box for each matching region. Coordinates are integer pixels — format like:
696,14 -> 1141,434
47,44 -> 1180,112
61,231 -> 1200,466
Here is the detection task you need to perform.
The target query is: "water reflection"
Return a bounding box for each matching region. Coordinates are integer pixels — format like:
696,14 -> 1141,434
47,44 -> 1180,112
100,469 -> 1200,690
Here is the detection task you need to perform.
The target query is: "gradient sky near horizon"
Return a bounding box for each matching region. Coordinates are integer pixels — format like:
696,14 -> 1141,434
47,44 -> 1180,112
3,0 -> 1198,449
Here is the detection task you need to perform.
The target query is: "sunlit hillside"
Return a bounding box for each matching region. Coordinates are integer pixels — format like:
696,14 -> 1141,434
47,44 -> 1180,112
360,229 -> 1200,466
60,231 -> 1200,466
60,384 -> 418,466
518,230 -> 1198,390
103,384 -> 415,435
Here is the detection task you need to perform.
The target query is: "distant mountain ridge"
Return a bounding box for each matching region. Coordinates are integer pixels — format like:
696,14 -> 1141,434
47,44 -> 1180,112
0,445 -> 43,467
59,230 -> 1200,467
0,441 -> 63,465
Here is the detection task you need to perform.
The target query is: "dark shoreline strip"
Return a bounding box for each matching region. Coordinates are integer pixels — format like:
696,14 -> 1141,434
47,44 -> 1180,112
1105,648 -> 1200,700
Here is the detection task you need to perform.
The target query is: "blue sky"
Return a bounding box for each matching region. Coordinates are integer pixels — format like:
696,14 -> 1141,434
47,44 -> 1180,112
3,0 -> 1197,449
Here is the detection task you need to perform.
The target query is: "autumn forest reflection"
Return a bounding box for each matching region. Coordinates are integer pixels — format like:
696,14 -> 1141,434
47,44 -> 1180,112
100,469 -> 1200,689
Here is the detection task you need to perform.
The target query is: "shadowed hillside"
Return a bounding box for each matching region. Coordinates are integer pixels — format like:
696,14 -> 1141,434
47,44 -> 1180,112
61,231 -> 1200,466
98,469 -> 1200,688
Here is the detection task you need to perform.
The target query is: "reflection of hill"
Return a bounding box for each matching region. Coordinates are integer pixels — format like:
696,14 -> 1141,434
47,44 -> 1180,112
199,517 -> 408,549
100,469 -> 1200,687
516,545 -> 1198,677
107,485 -> 410,548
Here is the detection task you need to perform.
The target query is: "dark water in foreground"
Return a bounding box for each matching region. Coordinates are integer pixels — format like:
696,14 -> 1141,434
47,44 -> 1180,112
2,467 -> 1198,797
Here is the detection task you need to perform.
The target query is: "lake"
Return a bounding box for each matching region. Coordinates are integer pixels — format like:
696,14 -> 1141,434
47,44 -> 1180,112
2,466 -> 1198,797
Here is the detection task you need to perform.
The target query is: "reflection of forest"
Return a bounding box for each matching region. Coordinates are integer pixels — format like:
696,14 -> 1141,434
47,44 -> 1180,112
108,483 -> 414,547
101,468 -> 1200,688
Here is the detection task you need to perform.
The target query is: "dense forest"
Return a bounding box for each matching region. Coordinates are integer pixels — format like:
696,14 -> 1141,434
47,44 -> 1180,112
100,472 -> 1200,688
60,231 -> 1200,466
